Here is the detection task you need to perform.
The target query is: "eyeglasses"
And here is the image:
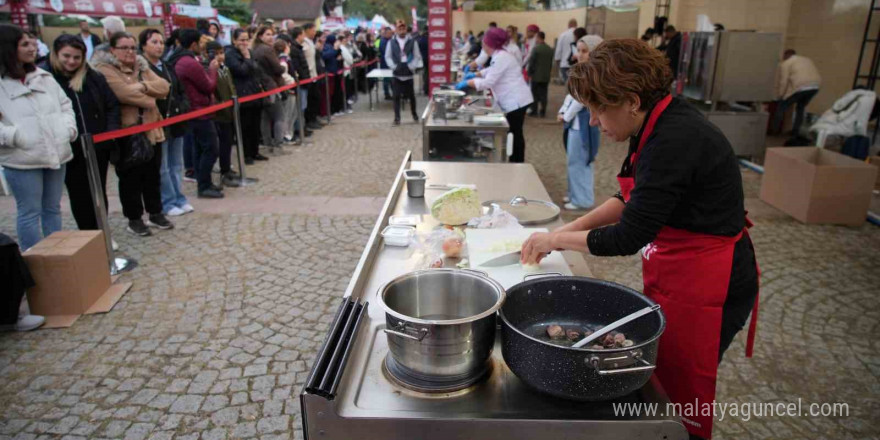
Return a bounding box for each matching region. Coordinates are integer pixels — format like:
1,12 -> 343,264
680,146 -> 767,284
114,46 -> 137,52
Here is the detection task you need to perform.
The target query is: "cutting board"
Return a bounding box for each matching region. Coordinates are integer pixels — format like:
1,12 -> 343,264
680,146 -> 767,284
466,228 -> 572,289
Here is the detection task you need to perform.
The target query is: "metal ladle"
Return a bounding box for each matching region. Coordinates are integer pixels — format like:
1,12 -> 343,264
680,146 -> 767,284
571,304 -> 662,349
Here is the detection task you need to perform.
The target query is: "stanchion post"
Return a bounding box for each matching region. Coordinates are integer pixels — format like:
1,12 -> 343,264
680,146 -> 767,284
231,95 -> 258,186
352,65 -> 358,104
324,74 -> 332,124
340,70 -> 347,112
295,82 -> 307,145
81,134 -> 136,275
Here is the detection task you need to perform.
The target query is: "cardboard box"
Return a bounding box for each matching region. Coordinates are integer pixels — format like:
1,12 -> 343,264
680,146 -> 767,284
23,230 -> 131,328
868,156 -> 880,190
760,148 -> 878,226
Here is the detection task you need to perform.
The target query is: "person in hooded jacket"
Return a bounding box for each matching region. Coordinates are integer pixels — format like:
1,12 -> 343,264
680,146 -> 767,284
0,24 -> 78,251
252,25 -> 287,153
225,28 -> 267,164
139,28 -> 193,216
322,34 -> 345,116
40,34 -> 121,233
92,31 -> 172,237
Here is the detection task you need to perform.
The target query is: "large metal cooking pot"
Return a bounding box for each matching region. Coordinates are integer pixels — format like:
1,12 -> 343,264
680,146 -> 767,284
499,275 -> 665,401
433,90 -> 467,112
377,269 -> 505,379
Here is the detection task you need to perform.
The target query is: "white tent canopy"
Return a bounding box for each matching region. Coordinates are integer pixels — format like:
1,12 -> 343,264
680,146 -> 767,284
370,14 -> 391,28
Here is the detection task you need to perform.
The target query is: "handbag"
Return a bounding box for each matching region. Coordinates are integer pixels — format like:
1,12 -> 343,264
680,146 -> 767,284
114,107 -> 154,171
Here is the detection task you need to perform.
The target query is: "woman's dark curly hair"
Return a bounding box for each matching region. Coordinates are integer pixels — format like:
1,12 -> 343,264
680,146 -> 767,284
568,39 -> 672,112
0,24 -> 36,79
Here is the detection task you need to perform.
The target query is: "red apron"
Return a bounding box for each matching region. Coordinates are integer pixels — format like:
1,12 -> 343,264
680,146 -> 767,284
617,95 -> 760,439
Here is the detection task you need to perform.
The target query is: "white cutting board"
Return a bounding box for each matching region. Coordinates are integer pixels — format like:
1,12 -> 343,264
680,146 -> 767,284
466,228 -> 572,289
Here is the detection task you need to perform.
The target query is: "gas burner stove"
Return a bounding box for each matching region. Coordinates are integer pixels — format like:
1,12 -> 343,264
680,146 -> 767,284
382,354 -> 492,394
300,298 -> 688,440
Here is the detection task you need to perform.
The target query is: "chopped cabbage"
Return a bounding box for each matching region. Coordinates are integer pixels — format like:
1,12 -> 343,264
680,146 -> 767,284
431,187 -> 481,225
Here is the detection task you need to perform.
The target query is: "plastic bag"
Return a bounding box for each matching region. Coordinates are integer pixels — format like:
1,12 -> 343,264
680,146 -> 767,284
411,228 -> 467,269
467,207 -> 523,229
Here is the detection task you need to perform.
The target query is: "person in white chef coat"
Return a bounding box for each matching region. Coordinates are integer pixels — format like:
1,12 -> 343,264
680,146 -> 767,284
456,27 -> 533,163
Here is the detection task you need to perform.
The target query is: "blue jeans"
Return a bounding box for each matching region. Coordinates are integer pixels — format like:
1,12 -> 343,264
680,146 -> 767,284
566,128 -> 595,209
160,135 -> 188,212
3,166 -> 66,250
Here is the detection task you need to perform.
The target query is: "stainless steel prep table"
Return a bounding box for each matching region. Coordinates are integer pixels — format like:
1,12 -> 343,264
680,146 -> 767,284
421,98 -> 510,162
300,153 -> 688,440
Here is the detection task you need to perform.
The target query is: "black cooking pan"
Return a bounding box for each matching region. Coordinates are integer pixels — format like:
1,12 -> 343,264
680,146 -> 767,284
499,275 -> 665,401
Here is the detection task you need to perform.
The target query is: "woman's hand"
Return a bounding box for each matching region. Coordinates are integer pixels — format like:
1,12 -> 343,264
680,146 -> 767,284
520,232 -> 557,265
556,113 -> 564,122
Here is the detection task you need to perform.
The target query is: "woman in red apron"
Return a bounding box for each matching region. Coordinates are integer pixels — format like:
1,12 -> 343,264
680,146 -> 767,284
521,39 -> 759,440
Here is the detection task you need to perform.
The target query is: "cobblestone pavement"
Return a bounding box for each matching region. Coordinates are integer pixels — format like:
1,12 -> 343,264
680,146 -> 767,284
1,83 -> 879,440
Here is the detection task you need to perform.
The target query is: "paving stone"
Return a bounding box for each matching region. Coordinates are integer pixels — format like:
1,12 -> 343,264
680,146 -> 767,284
169,396 -> 204,414
256,416 -> 289,434
242,365 -> 267,378
123,423 -> 155,440
201,396 -> 229,413
210,407 -> 239,427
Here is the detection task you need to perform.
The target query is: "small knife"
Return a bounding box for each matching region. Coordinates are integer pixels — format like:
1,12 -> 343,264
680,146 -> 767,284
479,251 -> 522,267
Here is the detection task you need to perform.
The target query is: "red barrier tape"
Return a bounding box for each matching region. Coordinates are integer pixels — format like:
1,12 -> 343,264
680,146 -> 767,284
92,59 -> 381,144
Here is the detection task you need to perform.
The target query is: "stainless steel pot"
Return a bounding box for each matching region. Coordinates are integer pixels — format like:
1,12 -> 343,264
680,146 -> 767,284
433,90 -> 467,112
376,269 -> 506,379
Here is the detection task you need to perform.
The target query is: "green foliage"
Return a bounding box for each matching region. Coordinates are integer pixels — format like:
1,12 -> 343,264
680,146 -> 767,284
473,0 -> 525,11
210,0 -> 253,25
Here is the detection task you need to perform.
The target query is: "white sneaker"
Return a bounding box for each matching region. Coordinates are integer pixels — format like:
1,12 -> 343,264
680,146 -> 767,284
181,204 -> 195,214
347,99 -> 355,105
111,239 -> 119,251
564,202 -> 592,211
167,207 -> 186,217
0,314 -> 46,332
563,196 -> 571,203
346,109 -> 354,114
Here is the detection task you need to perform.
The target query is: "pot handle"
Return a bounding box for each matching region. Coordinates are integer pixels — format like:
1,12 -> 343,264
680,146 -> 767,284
461,268 -> 488,277
587,356 -> 656,376
523,272 -> 563,281
384,322 -> 429,341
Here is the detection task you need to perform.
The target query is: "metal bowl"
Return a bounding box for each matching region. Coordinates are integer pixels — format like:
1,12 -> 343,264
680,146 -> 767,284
433,90 -> 467,112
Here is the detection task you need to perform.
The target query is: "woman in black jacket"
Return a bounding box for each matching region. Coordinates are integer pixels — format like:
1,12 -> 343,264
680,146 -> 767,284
139,28 -> 192,217
252,25 -> 287,152
42,34 -> 120,231
225,28 -> 267,163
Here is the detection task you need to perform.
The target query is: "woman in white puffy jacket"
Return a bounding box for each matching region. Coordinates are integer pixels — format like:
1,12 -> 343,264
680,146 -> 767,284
0,25 -> 78,250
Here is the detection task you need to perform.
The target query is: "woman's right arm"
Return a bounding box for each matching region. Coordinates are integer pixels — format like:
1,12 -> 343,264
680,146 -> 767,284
555,197 -> 625,233
98,66 -> 158,109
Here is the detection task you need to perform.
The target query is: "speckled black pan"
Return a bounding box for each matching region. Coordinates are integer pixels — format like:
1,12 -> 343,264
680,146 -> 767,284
499,276 -> 666,401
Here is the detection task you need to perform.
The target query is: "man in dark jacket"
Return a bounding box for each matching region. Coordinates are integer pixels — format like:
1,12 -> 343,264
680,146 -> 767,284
527,31 -> 553,117
663,25 -> 682,77
174,29 -> 223,199
289,27 -> 313,138
385,20 -> 421,126
378,27 -> 393,100
78,20 -> 101,61
417,31 -> 429,95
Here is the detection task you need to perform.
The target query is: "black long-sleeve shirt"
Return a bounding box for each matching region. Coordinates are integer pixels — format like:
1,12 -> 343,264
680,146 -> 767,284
588,97 -> 744,257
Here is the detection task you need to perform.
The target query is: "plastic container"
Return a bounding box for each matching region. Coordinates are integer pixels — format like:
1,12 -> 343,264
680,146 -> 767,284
404,170 -> 427,198
381,225 -> 416,247
389,215 -> 421,226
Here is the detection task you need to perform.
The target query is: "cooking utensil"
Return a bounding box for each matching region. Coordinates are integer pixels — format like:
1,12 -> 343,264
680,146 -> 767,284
426,183 -> 477,191
571,304 -> 662,348
480,251 -> 522,267
482,196 -> 560,225
499,276 -> 665,401
433,90 -> 467,112
376,268 -> 506,379
404,170 -> 427,198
